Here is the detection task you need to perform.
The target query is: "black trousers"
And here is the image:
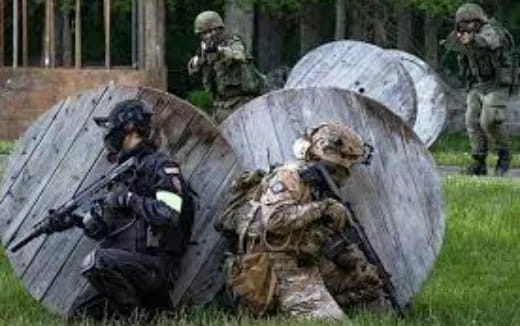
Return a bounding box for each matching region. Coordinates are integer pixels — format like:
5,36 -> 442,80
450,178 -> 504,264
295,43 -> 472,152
70,248 -> 175,320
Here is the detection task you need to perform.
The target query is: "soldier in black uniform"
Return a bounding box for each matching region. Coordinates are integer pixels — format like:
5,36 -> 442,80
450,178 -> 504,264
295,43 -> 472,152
66,100 -> 194,320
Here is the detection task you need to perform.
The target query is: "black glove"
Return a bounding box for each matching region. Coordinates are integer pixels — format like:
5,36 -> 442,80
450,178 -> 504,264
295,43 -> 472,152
47,210 -> 78,232
104,184 -> 134,209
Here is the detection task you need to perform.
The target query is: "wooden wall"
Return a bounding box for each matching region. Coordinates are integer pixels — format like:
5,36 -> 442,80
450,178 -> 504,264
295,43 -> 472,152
0,68 -> 166,139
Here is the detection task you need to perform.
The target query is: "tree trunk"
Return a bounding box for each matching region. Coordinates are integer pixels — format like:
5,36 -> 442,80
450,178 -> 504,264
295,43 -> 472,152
256,11 -> 283,72
0,0 -> 4,67
224,0 -> 254,52
335,0 -> 346,40
348,3 -> 365,41
299,2 -> 321,56
62,9 -> 72,67
75,0 -> 81,68
143,0 -> 165,70
424,13 -> 441,68
104,0 -> 110,68
13,0 -> 18,68
396,2 -> 413,52
22,0 -> 27,66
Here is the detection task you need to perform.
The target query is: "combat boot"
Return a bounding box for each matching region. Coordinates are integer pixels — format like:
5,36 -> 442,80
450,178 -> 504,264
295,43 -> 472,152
466,154 -> 487,176
495,149 -> 510,176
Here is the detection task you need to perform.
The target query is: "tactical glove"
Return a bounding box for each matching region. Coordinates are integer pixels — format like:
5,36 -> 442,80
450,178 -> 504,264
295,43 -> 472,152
104,184 -> 134,209
321,198 -> 350,231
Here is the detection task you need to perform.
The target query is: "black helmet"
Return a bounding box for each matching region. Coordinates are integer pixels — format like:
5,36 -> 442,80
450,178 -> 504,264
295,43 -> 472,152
94,99 -> 152,154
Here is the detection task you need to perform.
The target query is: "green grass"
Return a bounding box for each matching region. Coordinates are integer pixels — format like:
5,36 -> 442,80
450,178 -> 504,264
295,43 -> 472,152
430,132 -> 520,168
0,140 -> 14,155
1,175 -> 519,325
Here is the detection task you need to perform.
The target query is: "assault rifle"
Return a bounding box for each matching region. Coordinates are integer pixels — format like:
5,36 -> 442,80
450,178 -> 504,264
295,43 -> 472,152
301,163 -> 403,315
9,157 -> 137,253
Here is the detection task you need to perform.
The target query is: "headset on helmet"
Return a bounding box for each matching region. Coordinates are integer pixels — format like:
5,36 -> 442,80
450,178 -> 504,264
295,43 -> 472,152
94,99 -> 153,154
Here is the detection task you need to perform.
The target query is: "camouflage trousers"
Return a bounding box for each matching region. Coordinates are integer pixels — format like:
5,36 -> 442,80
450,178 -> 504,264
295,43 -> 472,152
466,87 -> 510,155
229,251 -> 347,320
212,95 -> 255,124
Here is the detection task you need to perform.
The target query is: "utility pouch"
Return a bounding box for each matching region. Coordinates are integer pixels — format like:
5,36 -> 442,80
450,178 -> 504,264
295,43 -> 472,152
228,252 -> 277,315
497,67 -> 520,86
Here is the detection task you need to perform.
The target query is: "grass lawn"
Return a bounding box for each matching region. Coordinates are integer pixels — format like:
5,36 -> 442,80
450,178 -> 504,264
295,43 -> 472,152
0,175 -> 519,325
430,132 -> 520,169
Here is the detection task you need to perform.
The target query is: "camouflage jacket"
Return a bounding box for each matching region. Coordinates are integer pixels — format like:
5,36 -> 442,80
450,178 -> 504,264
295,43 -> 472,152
188,34 -> 261,101
457,22 -> 515,87
217,162 -> 335,262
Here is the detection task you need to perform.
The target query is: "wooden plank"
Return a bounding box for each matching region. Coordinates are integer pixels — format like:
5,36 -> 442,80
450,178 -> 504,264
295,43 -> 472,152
219,87 -> 444,308
177,163 -> 240,306
285,40 -> 418,126
389,50 -> 448,147
0,0 -> 4,66
3,87 -> 110,271
12,0 -> 18,68
0,100 -> 66,203
74,0 -> 81,69
23,86 -> 140,302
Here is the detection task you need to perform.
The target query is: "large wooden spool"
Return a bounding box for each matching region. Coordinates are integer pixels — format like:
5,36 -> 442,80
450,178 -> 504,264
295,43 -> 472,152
389,50 -> 448,147
285,40 -> 418,126
220,87 -> 445,308
0,85 -> 239,315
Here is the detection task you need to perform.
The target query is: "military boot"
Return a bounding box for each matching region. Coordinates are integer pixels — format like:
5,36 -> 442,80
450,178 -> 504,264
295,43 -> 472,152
495,149 -> 510,176
466,154 -> 487,176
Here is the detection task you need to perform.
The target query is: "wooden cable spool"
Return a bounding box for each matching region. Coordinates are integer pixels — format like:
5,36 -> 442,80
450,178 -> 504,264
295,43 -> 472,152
219,87 -> 445,308
388,50 -> 448,147
0,85 -> 239,315
285,40 -> 418,126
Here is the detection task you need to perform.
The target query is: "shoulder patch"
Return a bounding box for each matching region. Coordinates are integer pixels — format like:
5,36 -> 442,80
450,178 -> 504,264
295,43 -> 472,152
164,166 -> 180,175
270,181 -> 286,194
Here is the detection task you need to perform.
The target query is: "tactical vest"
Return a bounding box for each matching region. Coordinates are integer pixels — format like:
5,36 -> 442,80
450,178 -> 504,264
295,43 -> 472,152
100,149 -> 195,257
202,35 -> 261,100
466,21 -> 518,86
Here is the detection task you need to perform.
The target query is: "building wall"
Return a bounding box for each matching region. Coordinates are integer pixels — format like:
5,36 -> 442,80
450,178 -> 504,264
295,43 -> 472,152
0,68 -> 166,139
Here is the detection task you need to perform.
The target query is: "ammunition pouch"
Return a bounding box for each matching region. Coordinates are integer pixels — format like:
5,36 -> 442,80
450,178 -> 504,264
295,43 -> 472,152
240,58 -> 261,95
228,252 -> 277,315
497,67 -> 520,86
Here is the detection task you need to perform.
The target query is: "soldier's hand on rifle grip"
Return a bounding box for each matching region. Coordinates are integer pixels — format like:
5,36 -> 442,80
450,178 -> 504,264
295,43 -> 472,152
103,184 -> 134,210
321,198 -> 348,231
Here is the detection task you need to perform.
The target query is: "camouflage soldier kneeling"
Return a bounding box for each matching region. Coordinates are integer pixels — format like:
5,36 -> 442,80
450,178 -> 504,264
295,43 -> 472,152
216,122 -> 393,319
188,11 -> 262,123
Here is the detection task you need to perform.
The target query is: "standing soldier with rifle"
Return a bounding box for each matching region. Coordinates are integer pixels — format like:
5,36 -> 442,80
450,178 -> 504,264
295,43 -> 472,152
11,100 -> 194,320
216,122 -> 396,319
187,11 -> 262,123
448,3 -> 517,176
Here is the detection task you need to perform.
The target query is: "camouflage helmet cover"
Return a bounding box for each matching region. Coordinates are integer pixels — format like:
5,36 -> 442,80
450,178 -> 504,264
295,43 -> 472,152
293,122 -> 366,169
194,11 -> 225,34
455,3 -> 487,23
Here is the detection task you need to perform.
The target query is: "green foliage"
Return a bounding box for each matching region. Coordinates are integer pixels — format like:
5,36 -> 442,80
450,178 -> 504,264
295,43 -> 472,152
430,132 -> 520,168
187,90 -> 213,111
410,0 -> 466,16
0,141 -> 14,155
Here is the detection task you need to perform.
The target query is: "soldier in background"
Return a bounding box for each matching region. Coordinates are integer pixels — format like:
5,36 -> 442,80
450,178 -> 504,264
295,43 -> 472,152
188,11 -> 262,123
451,3 -> 516,176
216,122 -> 392,319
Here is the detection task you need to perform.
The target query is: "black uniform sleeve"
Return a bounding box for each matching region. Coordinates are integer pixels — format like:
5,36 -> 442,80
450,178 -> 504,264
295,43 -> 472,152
128,159 -> 185,228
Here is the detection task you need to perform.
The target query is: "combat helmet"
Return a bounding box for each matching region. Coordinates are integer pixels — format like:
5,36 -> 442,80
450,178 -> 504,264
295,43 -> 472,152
293,122 -> 371,169
456,3 -> 487,23
194,11 -> 224,35
94,99 -> 153,153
